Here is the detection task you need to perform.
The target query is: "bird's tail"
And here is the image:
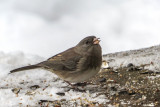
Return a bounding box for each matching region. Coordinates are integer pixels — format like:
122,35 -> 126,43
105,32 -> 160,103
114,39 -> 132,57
10,65 -> 41,74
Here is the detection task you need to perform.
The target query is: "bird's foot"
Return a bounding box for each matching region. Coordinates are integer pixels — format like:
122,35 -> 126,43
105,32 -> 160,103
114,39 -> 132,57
64,81 -> 86,92
70,87 -> 85,92
73,82 -> 88,87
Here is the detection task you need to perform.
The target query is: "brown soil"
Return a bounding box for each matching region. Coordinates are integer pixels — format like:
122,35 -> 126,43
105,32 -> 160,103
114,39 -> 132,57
39,65 -> 160,107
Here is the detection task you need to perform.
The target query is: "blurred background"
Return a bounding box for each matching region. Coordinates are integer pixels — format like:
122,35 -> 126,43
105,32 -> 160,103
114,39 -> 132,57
0,0 -> 160,57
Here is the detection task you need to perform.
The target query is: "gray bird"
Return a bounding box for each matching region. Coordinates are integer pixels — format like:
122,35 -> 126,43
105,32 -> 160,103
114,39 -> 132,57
10,36 -> 102,83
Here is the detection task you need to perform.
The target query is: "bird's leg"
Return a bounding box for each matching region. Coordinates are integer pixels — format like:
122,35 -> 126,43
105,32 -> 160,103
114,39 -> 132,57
73,82 -> 88,87
64,81 -> 85,92
65,81 -> 74,87
73,81 -> 94,87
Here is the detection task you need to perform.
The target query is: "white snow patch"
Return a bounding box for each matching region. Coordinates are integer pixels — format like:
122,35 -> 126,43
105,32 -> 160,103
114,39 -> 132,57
0,51 -> 108,106
104,45 -> 160,71
1,45 -> 160,106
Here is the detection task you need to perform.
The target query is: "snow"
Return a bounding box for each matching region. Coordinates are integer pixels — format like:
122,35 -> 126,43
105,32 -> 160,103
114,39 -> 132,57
0,51 -> 108,106
104,45 -> 160,71
0,45 -> 160,106
0,0 -> 160,57
1,0 -> 160,106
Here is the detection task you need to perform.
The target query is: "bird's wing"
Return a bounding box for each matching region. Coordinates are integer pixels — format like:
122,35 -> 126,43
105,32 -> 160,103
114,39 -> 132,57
38,47 -> 82,71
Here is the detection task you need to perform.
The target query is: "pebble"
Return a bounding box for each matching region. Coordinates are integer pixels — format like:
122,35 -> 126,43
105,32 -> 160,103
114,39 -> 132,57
118,90 -> 128,95
73,82 -> 87,86
25,91 -> 36,95
30,85 -> 40,90
127,63 -> 134,67
11,88 -> 21,94
110,86 -> 117,91
127,67 -> 135,71
99,78 -> 106,83
56,92 -> 65,96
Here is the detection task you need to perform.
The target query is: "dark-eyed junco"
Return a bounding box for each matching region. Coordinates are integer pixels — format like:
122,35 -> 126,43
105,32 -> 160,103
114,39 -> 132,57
10,36 -> 102,83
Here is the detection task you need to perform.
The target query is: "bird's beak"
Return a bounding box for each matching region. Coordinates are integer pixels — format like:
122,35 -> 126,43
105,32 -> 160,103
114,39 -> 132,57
93,38 -> 100,45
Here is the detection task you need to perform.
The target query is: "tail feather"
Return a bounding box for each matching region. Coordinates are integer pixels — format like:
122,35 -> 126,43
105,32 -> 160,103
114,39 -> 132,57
10,65 -> 40,74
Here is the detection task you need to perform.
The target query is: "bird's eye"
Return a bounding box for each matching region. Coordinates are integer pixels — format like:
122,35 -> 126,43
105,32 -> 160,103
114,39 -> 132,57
85,41 -> 89,44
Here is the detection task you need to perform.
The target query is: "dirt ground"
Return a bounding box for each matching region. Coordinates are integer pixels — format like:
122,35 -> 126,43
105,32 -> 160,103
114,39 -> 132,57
39,64 -> 160,107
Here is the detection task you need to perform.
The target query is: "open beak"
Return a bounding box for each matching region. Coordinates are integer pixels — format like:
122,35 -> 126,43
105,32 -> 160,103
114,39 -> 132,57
93,38 -> 100,45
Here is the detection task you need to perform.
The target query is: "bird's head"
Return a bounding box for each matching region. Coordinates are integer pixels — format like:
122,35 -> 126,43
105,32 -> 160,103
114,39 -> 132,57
75,36 -> 102,55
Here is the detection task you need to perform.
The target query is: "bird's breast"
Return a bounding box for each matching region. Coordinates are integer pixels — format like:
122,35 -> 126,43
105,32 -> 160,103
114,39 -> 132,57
63,67 -> 101,83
